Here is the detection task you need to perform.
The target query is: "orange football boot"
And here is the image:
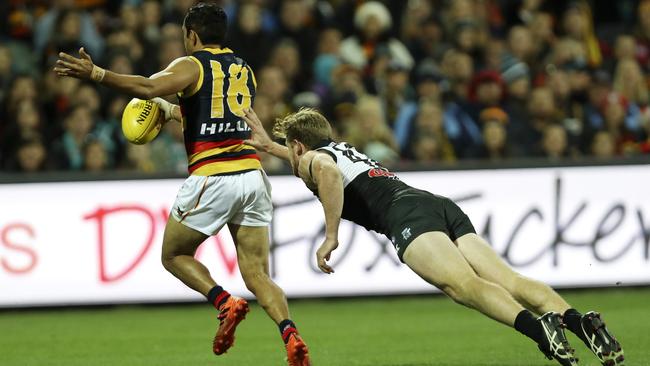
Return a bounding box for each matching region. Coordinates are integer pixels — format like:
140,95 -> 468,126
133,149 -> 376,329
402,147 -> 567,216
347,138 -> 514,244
285,332 -> 311,366
213,296 -> 249,355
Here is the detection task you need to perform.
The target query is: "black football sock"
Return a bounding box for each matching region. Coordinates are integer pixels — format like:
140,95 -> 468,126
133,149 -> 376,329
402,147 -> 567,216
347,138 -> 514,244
563,308 -> 586,340
514,310 -> 543,343
207,285 -> 230,310
279,319 -> 298,344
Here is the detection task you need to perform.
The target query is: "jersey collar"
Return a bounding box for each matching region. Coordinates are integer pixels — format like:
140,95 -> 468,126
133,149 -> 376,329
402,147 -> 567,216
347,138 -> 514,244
313,139 -> 334,149
201,47 -> 233,55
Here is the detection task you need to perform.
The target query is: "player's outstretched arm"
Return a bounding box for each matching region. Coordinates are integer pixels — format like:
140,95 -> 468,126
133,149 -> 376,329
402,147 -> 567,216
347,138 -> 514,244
54,47 -> 199,100
242,107 -> 290,160
299,152 -> 343,274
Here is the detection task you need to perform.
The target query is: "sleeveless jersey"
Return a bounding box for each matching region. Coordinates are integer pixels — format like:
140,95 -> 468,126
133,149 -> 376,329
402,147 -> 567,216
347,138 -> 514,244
178,47 -> 261,176
313,141 -> 412,235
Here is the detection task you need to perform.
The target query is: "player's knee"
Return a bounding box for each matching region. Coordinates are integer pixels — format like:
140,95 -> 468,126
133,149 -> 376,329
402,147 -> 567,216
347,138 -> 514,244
240,268 -> 267,294
161,254 -> 174,271
442,276 -> 482,306
514,276 -> 552,307
160,249 -> 179,272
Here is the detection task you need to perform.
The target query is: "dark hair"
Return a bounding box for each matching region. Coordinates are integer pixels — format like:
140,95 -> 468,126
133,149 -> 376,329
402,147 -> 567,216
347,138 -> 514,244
183,2 -> 228,45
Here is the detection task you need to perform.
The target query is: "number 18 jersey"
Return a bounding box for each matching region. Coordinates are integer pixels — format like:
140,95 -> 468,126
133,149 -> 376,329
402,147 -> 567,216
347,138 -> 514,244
178,47 -> 261,176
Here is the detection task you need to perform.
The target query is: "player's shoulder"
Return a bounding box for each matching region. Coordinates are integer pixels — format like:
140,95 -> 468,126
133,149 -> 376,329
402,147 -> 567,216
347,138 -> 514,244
193,47 -> 248,65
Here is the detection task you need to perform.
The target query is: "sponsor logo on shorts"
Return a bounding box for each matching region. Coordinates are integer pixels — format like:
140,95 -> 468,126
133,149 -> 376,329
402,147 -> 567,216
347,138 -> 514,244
176,207 -> 185,217
401,227 -> 412,240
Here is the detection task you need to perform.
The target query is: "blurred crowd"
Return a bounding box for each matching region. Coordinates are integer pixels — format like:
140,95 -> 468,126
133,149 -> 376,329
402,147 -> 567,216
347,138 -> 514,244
2,0 -> 650,175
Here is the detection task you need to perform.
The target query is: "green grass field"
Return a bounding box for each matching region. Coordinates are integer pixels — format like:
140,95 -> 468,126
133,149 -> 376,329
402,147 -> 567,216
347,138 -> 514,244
1,288 -> 648,366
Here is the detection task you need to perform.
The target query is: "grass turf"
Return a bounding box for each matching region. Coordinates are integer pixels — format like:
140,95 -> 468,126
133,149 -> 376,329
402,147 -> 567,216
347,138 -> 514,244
0,288 -> 648,366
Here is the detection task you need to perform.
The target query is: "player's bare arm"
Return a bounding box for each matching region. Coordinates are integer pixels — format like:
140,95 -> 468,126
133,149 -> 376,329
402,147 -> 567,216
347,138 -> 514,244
54,47 -> 199,101
298,151 -> 343,274
242,108 -> 290,160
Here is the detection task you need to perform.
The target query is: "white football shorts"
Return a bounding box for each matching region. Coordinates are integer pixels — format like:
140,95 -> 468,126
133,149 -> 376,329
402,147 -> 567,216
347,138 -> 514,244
171,169 -> 273,235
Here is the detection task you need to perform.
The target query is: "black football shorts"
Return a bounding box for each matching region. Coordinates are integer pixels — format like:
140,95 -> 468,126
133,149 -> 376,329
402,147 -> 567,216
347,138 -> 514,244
385,189 -> 476,261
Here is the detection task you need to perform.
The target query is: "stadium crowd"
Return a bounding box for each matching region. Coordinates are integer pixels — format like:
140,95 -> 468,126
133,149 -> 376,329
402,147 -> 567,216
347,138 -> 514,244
2,0 -> 650,174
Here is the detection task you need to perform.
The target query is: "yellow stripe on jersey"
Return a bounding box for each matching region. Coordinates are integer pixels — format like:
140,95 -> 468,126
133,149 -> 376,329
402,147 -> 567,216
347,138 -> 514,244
247,65 -> 257,89
203,47 -> 233,55
188,143 -> 255,165
179,56 -> 204,98
192,158 -> 262,176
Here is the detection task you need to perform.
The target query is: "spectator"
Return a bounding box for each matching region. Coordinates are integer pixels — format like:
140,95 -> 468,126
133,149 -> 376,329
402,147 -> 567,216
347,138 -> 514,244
541,124 -> 569,160
0,45 -> 13,104
257,66 -> 291,120
501,57 -> 531,142
277,0 -> 319,80
404,15 -> 446,63
507,26 -> 535,65
339,1 -> 414,70
591,131 -> 617,158
613,58 -> 650,106
468,70 -> 505,112
600,92 -> 643,155
379,61 -> 415,128
313,28 -> 342,95
635,0 -> 650,70
412,134 -> 443,163
562,1 -> 602,68
35,2 -> 104,61
476,107 -> 510,161
83,139 -> 109,172
2,100 -> 45,160
615,35 -> 637,62
269,39 -> 304,93
405,101 -> 455,163
228,2 -> 273,71
52,105 -> 95,170
344,96 -> 398,164
10,136 -> 49,173
528,12 -> 555,64
142,0 -> 163,44
149,122 -> 187,174
3,0 -> 650,174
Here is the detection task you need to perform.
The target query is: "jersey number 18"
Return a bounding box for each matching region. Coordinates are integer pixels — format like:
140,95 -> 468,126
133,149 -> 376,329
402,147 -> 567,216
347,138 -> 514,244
209,60 -> 252,119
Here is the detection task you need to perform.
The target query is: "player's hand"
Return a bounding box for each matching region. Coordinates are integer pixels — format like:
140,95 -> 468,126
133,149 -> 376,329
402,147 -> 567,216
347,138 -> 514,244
152,97 -> 176,122
242,107 -> 273,152
54,48 -> 103,81
316,238 -> 338,274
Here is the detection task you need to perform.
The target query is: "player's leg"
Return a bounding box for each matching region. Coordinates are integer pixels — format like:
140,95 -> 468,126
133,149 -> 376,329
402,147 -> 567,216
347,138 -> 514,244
454,233 -> 570,315
160,215 -> 214,295
229,224 -> 309,366
230,170 -> 310,366
166,175 -> 251,356
403,231 -> 577,366
228,224 -> 288,323
161,215 -> 249,356
403,231 -> 526,325
456,233 -> 625,365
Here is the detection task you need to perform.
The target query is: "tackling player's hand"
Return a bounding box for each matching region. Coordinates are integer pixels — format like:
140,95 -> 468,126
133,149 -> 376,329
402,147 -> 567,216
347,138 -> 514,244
54,48 -> 104,82
316,238 -> 338,274
242,107 -> 273,152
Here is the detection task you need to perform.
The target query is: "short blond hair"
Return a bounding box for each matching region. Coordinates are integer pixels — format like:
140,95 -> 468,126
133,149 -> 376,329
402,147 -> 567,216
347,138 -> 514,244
273,108 -> 333,148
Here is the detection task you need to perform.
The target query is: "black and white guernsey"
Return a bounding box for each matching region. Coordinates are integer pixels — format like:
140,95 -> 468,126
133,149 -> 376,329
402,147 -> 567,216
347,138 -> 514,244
312,141 -> 412,236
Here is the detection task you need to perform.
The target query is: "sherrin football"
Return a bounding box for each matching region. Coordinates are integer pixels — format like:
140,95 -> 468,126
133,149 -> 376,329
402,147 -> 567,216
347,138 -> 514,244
121,98 -> 163,145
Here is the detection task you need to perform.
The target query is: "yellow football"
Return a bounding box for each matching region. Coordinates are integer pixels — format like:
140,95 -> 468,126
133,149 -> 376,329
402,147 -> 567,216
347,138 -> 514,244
121,98 -> 163,145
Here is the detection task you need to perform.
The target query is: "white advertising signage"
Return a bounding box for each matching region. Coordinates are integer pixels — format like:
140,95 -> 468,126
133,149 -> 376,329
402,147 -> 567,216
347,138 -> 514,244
0,165 -> 648,307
